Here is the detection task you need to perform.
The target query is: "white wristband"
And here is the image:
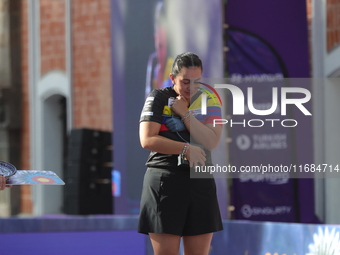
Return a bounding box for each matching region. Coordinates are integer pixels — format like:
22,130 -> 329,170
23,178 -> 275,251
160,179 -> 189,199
181,112 -> 191,122
181,143 -> 189,159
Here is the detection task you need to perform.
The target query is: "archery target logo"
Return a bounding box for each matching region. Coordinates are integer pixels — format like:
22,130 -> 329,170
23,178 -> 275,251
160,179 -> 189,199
30,175 -> 57,184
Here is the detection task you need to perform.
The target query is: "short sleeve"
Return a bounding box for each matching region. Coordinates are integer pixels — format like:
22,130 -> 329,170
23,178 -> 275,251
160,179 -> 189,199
204,93 -> 222,124
140,90 -> 164,124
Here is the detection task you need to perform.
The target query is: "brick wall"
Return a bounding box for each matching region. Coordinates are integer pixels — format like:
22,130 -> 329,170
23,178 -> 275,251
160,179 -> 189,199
72,0 -> 113,131
20,0 -> 31,214
19,0 -> 113,214
40,0 -> 66,75
20,0 -> 67,215
327,0 -> 340,51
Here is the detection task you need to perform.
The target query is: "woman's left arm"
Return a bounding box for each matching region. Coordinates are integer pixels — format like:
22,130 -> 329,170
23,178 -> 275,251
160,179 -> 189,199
171,95 -> 222,150
184,117 -> 222,151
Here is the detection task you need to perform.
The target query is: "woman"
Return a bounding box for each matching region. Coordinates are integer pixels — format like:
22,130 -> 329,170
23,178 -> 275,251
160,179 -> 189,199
139,52 -> 223,255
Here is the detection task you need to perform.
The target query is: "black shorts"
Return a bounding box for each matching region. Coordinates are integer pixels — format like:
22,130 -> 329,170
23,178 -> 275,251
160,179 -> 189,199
138,167 -> 223,236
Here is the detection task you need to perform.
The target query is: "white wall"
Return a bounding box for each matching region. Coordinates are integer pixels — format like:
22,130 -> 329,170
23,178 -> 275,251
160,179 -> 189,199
28,0 -> 73,215
312,0 -> 340,224
31,71 -> 71,215
323,78 -> 340,224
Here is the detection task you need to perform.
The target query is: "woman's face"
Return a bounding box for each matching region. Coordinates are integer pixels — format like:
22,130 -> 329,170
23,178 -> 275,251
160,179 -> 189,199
170,66 -> 202,100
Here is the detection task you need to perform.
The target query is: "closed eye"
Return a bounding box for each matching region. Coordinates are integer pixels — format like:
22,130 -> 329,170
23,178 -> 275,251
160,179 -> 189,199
181,79 -> 190,85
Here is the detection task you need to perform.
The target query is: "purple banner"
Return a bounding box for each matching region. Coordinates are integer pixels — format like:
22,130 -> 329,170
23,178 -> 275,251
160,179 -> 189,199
226,1 -> 316,222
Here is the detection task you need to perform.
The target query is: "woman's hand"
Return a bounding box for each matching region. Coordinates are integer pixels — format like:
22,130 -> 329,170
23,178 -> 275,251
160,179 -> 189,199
171,95 -> 189,117
185,144 -> 206,168
0,175 -> 11,191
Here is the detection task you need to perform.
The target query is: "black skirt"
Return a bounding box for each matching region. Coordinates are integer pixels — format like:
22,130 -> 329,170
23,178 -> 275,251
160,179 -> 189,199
138,167 -> 223,236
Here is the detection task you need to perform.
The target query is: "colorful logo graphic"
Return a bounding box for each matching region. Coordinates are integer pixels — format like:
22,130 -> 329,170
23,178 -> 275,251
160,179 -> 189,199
30,175 -> 57,184
112,170 -> 121,197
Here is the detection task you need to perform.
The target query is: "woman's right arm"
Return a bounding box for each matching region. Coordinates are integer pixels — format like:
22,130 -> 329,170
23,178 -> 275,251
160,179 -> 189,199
140,121 -> 188,154
139,121 -> 206,166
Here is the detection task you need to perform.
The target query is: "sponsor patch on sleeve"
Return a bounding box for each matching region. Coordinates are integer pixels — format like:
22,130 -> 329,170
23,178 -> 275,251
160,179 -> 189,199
141,111 -> 153,117
143,97 -> 155,109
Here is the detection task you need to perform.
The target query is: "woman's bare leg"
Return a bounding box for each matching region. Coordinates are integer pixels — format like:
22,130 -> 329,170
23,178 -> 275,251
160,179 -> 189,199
182,233 -> 213,255
149,233 -> 181,255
